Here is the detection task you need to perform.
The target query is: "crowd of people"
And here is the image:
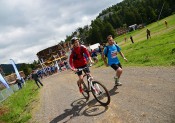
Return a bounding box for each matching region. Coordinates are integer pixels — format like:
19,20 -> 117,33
19,60 -> 70,88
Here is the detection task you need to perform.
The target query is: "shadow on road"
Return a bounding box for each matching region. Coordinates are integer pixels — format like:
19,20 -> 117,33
50,98 -> 108,123
108,86 -> 119,96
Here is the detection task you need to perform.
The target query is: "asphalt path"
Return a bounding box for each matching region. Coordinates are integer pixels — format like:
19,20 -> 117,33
31,66 -> 175,123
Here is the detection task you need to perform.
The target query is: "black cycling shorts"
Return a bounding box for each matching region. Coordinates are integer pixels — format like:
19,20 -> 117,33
111,63 -> 122,71
76,65 -> 90,76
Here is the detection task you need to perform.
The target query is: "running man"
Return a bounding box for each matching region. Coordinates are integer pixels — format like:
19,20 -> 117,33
102,35 -> 127,86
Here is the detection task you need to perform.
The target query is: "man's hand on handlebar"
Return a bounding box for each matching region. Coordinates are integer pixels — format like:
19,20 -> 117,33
88,57 -> 94,65
71,68 -> 77,72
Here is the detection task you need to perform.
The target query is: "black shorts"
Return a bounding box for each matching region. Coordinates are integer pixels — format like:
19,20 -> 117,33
111,63 -> 122,71
76,65 -> 90,76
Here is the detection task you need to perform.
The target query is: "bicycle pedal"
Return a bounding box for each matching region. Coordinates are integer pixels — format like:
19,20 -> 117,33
98,91 -> 103,96
83,88 -> 89,92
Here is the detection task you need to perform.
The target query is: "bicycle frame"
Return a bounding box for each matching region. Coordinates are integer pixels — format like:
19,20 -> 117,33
83,73 -> 101,95
83,73 -> 92,90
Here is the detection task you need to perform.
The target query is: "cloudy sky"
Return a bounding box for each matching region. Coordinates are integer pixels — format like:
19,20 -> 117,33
0,0 -> 122,64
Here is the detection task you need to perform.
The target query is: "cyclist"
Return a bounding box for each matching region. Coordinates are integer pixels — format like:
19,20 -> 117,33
69,37 -> 93,93
102,35 -> 127,86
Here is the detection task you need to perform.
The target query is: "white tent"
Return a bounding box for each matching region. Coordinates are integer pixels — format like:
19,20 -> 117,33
88,43 -> 100,51
129,24 -> 137,30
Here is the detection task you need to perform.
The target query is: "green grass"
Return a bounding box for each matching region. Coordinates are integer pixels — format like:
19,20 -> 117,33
95,14 -> 175,67
0,81 -> 39,123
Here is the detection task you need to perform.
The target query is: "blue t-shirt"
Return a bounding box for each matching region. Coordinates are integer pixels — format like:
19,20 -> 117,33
103,44 -> 121,65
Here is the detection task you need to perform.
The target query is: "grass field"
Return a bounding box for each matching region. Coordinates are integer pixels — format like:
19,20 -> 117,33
0,81 -> 39,123
96,14 -> 175,67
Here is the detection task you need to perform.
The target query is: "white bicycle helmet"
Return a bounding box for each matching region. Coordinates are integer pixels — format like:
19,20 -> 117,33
71,37 -> 79,44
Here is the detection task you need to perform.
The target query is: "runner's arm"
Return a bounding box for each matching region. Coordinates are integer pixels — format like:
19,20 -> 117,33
119,52 -> 127,62
102,48 -> 108,66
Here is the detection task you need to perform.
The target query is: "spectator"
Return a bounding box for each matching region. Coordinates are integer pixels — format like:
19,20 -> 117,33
31,70 -> 43,88
64,60 -> 69,69
124,37 -> 127,42
165,20 -> 168,28
16,78 -> 22,89
91,49 -> 98,63
130,35 -> 134,43
98,43 -> 104,59
20,77 -> 25,86
146,29 -> 151,40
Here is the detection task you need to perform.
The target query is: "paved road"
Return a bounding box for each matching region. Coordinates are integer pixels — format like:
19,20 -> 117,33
31,66 -> 175,123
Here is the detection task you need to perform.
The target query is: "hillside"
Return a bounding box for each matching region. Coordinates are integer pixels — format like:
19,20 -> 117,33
97,0 -> 175,28
0,64 -> 22,75
96,14 -> 175,67
64,0 -> 175,45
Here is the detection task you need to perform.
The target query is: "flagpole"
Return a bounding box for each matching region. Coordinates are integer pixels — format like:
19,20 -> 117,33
0,73 -> 10,88
9,59 -> 25,85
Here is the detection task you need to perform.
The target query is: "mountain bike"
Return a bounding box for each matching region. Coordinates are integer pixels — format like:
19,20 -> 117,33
76,66 -> 110,106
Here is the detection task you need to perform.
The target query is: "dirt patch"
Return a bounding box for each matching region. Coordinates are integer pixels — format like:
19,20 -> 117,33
0,106 -> 9,116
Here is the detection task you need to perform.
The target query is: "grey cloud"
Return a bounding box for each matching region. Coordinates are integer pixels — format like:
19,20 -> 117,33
0,0 -> 122,64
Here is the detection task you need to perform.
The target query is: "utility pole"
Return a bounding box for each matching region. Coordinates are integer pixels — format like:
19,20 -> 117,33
157,2 -> 165,25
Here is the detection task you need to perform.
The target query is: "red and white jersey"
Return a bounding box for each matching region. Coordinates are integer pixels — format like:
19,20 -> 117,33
69,45 -> 90,69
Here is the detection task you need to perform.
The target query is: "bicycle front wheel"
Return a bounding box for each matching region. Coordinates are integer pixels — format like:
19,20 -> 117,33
91,81 -> 110,106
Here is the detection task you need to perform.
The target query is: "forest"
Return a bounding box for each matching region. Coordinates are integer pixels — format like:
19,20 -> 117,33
64,0 -> 175,45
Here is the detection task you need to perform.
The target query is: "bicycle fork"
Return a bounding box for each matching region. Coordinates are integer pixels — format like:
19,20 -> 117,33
89,79 -> 102,95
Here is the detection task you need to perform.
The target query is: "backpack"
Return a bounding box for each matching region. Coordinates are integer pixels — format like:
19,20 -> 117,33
105,44 -> 120,57
71,45 -> 84,60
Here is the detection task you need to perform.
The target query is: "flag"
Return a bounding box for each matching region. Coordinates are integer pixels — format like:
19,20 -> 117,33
0,73 -> 10,88
9,59 -> 21,80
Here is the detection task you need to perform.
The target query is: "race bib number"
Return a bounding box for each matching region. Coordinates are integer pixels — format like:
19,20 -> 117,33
111,51 -> 117,58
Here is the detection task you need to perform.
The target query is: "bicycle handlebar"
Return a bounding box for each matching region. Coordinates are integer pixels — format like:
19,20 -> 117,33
75,64 -> 92,73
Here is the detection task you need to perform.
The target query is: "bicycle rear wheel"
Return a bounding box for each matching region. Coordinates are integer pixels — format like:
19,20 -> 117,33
81,81 -> 90,100
91,81 -> 110,106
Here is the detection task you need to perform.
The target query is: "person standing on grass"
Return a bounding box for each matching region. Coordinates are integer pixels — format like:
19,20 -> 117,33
146,29 -> 151,40
130,35 -> 134,43
102,35 -> 128,86
124,37 -> 127,42
31,70 -> 43,88
15,78 -> 22,89
165,20 -> 168,28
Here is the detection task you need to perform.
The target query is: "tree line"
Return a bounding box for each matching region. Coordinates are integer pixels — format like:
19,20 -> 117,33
0,60 -> 38,76
64,0 -> 175,45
